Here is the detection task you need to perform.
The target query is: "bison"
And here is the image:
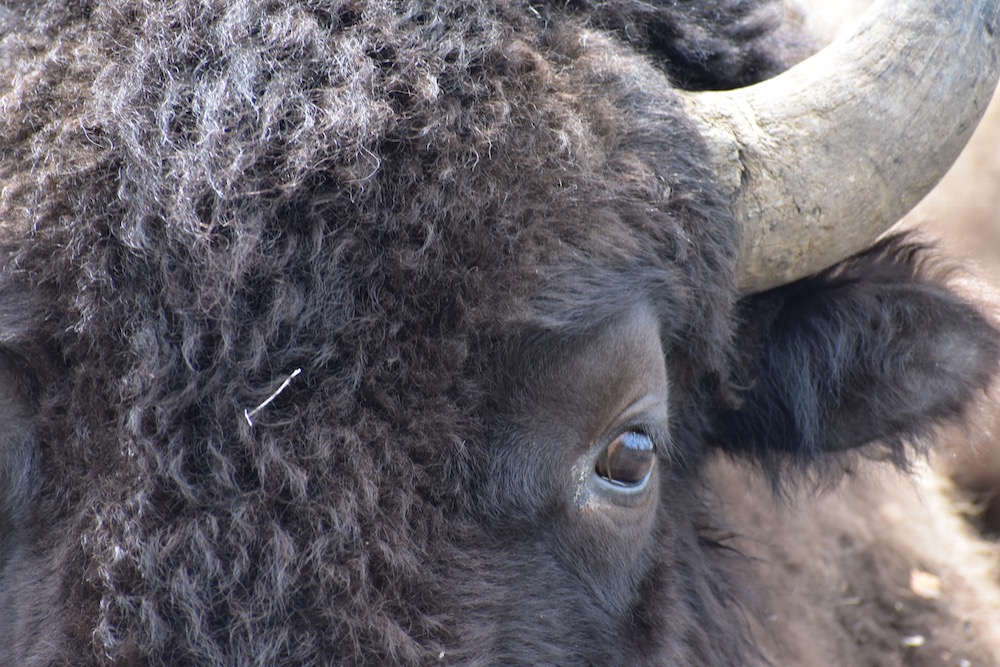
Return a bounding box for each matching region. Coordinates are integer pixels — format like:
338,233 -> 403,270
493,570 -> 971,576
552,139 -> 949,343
1,0 -> 999,664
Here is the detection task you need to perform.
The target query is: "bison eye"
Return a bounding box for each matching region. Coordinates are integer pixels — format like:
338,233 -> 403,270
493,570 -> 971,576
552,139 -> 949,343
594,431 -> 655,486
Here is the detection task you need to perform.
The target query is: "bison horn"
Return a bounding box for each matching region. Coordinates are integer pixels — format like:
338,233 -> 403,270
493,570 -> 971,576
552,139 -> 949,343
679,0 -> 1000,293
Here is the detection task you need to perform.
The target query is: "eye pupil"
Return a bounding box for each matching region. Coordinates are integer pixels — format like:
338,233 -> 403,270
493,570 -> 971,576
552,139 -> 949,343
595,432 -> 655,486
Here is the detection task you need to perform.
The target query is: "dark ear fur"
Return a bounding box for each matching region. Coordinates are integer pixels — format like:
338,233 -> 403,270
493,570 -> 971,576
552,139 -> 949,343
713,236 -> 999,469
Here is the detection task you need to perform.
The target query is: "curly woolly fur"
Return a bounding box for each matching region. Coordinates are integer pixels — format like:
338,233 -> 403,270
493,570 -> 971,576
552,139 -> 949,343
0,1 -> 996,665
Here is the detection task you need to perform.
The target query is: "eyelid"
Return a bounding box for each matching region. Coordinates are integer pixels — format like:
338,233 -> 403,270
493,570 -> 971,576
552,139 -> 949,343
604,401 -> 671,461
603,386 -> 665,422
619,422 -> 669,451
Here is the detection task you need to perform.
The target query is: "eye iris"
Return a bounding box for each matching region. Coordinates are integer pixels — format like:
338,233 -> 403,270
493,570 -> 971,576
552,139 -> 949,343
595,432 -> 655,486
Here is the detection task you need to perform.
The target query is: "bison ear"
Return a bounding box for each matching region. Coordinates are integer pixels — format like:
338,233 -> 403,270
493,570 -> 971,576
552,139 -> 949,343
712,237 -> 999,468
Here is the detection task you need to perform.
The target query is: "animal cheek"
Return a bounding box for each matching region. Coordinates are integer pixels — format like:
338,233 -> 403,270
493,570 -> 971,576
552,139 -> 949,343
551,469 -> 660,613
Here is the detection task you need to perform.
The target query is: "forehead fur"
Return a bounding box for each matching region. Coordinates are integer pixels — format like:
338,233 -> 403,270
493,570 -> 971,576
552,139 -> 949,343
2,0 -> 741,374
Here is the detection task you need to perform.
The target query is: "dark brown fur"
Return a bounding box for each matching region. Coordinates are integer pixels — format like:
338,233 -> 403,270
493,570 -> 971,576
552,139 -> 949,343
0,1 -> 996,664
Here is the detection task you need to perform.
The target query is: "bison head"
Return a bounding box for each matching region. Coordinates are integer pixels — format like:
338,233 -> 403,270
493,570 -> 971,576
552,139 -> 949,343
0,0 -> 998,664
